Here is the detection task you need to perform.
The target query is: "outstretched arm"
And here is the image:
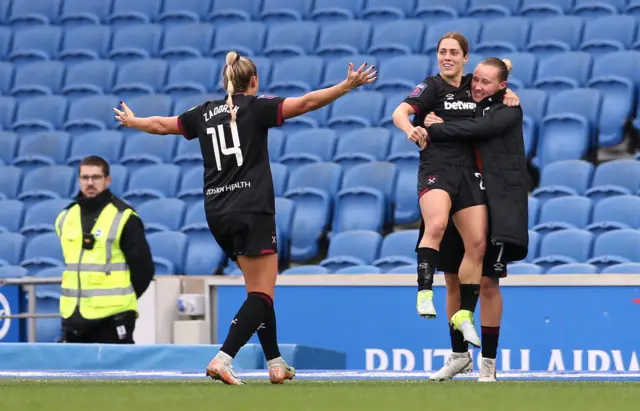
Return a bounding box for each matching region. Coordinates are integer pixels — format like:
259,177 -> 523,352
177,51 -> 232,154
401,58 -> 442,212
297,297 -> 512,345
113,102 -> 181,135
427,105 -> 522,141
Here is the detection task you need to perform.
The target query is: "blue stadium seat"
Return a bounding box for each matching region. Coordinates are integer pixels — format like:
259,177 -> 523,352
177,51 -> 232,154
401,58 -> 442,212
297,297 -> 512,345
271,162 -> 289,197
319,230 -> 382,272
20,232 -> 64,274
0,166 -> 22,199
147,231 -> 188,275
372,230 -> 417,272
320,55 -> 376,89
176,167 -> 204,209
66,131 -> 124,167
422,19 -> 481,54
546,263 -> 598,274
367,20 -> 424,61
108,0 -> 162,27
584,160 -> 640,203
12,132 -> 71,173
32,266 -> 63,343
519,0 -> 572,20
8,0 -> 60,27
388,264 -> 417,274
164,58 -> 219,98
58,25 -> 112,66
532,229 -> 594,272
587,75 -> 635,148
211,22 -> 266,58
326,91 -> 384,132
528,196 -> 540,229
587,195 -> 640,237
108,24 -> 163,63
507,262 -> 543,274
628,1 -> 640,20
259,0 -> 313,24
335,265 -> 382,274
263,22 -> 319,61
285,162 -> 342,261
183,202 -> 206,227
122,164 -> 181,207
181,203 -> 225,275
158,0 -> 212,26
138,198 -> 186,233
13,96 -> 69,136
64,95 -> 120,136
536,88 -> 602,168
501,53 -> 538,90
579,15 -> 637,56
467,0 -> 520,20
11,61 -> 65,100
374,55 -> 431,97
113,59 -> 169,100
268,129 -> 285,162
0,132 -> 15,164
109,164 -> 129,198
601,263 -> 640,274
59,0 -> 112,27
532,196 -> 593,236
0,25 -> 9,58
9,26 -> 63,66
0,265 -> 28,278
279,129 -> 337,170
533,52 -> 592,95
524,229 -> 541,263
0,232 -> 25,266
573,0 -> 626,20
209,0 -> 259,26
340,161 -> 398,224
361,0 -> 414,22
531,160 -> 594,202
316,21 -> 372,59
252,56 -> 273,88
160,23 -> 215,62
61,60 -> 116,101
174,135 -> 204,173
275,197 -> 295,260
526,16 -> 584,57
380,93 -> 408,129
334,128 -> 391,171
588,229 -> 640,272
475,17 -> 531,55
281,265 -> 329,274
18,166 -> 75,208
120,132 -> 177,171
0,96 -> 16,131
268,56 -> 324,96
0,62 -> 13,95
310,0 -> 364,23
414,0 -> 466,20
590,50 -> 640,89
0,199 -> 24,232
20,199 -> 70,242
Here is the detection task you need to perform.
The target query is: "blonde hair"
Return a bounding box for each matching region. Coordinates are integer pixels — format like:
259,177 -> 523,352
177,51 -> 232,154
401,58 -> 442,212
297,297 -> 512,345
223,51 -> 257,123
480,57 -> 513,82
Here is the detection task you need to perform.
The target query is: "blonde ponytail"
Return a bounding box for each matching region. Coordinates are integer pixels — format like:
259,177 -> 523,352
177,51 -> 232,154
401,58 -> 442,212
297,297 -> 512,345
225,51 -> 238,123
501,58 -> 513,73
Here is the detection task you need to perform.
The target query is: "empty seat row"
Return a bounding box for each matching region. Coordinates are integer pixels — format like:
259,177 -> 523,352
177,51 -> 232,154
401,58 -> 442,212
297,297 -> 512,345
508,261 -> 640,274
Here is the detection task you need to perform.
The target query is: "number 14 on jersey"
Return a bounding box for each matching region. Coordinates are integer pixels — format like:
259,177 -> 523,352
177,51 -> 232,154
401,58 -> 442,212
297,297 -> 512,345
207,124 -> 243,171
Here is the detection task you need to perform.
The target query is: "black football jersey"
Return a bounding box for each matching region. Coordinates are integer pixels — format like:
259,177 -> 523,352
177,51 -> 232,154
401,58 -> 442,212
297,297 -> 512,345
403,73 -> 477,166
178,94 -> 285,216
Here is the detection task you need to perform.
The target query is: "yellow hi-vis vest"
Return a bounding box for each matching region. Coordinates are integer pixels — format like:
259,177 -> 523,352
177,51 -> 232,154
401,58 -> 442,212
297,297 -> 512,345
55,202 -> 138,320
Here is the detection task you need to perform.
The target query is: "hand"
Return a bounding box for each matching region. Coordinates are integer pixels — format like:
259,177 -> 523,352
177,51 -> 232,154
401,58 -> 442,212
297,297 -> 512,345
407,126 -> 428,149
113,101 -> 136,128
423,112 -> 444,127
503,88 -> 520,107
344,62 -> 377,90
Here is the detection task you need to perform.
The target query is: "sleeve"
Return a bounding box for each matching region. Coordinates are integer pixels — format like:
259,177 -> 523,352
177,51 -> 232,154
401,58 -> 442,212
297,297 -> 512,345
177,104 -> 204,141
119,214 -> 155,298
252,94 -> 287,129
427,105 -> 522,142
402,77 -> 438,117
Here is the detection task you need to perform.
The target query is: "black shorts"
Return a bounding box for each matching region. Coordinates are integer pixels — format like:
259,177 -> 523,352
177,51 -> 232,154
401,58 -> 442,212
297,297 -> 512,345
206,212 -> 277,261
437,222 -> 508,278
418,162 -> 486,214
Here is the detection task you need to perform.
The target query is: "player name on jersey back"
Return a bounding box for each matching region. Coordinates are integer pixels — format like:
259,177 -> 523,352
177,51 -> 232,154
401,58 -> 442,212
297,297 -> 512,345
203,104 -> 239,122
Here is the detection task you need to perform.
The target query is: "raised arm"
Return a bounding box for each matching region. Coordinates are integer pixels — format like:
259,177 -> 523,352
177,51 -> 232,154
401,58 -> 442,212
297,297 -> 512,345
113,102 -> 181,135
280,62 -> 377,120
427,105 -> 522,141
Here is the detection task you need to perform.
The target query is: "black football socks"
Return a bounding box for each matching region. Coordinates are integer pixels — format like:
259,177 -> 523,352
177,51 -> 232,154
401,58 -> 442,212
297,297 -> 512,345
459,283 -> 481,312
256,294 -> 282,361
220,292 -> 270,358
417,248 -> 439,291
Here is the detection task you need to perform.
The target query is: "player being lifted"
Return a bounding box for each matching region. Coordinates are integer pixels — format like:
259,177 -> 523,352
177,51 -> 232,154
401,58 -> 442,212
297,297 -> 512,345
113,51 -> 377,385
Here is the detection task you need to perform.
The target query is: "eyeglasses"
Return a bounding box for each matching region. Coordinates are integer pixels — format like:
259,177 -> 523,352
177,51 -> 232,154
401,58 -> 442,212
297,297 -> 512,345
79,174 -> 105,182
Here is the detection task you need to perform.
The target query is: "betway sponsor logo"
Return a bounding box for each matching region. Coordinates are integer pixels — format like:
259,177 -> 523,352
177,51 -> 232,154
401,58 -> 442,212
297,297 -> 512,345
444,101 -> 476,110
365,348 -> 640,372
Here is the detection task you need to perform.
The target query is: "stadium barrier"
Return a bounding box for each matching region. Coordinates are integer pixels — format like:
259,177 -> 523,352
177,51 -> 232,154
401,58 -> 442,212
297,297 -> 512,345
205,274 -> 640,373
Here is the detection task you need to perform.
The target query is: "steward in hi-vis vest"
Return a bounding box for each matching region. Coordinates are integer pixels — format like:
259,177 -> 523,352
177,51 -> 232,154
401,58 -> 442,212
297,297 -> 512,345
55,156 -> 154,344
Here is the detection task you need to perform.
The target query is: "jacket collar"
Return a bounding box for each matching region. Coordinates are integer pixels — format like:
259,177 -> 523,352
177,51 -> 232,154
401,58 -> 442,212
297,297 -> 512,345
478,89 -> 507,108
75,189 -> 113,212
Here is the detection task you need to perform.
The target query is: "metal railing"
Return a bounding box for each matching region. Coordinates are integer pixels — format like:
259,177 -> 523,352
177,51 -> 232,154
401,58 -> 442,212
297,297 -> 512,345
0,277 -> 62,343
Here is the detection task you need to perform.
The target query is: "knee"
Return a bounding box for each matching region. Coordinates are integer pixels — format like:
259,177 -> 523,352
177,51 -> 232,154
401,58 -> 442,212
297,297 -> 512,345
480,277 -> 500,300
463,235 -> 486,261
423,218 -> 448,242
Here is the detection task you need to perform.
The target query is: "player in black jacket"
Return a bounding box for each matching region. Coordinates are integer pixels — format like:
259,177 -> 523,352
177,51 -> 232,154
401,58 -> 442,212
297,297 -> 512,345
392,33 -> 519,348
113,51 -> 376,385
424,58 -> 529,382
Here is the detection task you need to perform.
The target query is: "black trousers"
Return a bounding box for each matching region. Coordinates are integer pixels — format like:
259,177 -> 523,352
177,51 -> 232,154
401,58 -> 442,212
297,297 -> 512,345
62,312 -> 136,344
